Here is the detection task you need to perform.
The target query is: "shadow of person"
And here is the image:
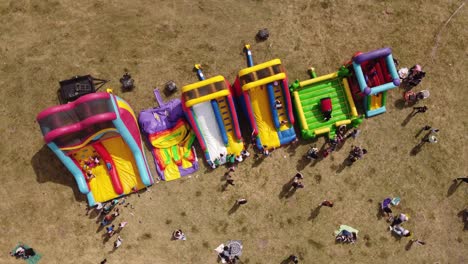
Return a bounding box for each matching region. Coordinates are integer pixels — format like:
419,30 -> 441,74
308,206 -> 321,221
102,233 -> 112,244
394,98 -> 407,110
296,155 -> 310,171
251,154 -> 265,168
279,177 -> 295,199
447,180 -> 462,197
405,239 -> 414,251
457,209 -> 468,231
376,202 -> 383,220
228,203 -> 240,215
31,145 -> 86,202
401,110 -> 416,127
280,255 -> 295,264
410,141 -> 425,156
336,159 -> 350,174
285,187 -> 298,198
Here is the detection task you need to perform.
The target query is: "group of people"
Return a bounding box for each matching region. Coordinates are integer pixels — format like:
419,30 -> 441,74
347,145 -> 368,164
399,64 -> 426,90
211,150 -> 250,169
87,198 -> 130,251
381,197 -> 414,238
10,245 -> 36,260
82,155 -> 100,181
218,245 -> 241,264
83,155 -> 100,169
335,229 -> 358,244
305,125 -> 363,164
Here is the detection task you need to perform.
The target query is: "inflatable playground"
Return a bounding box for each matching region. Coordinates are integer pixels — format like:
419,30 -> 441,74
181,65 -> 245,169
139,89 -> 199,181
36,46 -> 401,203
36,92 -> 153,206
291,47 -> 400,139
347,47 -> 400,117
290,66 -> 362,140
233,45 -> 297,151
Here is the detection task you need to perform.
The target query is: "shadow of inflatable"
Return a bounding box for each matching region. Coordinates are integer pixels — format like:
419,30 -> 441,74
31,145 -> 85,203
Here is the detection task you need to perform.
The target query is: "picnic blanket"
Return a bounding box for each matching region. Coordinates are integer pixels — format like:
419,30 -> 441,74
334,225 -> 359,236
11,243 -> 42,264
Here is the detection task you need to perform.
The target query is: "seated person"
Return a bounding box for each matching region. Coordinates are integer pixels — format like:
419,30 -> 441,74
11,246 -> 25,258
219,153 -> 227,164
275,99 -> 283,109
391,213 -> 409,227
11,245 -> 35,259
219,246 -> 231,263
390,225 -> 411,237
240,150 -> 250,157
173,229 -> 186,240
381,198 -> 393,219
85,170 -> 95,181
92,155 -> 100,165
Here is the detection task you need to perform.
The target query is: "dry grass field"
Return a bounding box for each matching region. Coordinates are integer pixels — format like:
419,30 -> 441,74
0,0 -> 467,263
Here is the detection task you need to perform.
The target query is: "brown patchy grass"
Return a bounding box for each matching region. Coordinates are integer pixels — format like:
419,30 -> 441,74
0,0 -> 467,263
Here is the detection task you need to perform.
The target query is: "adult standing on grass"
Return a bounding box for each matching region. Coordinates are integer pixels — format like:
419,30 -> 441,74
114,236 -> 123,249
106,225 -> 115,237
118,221 -> 128,230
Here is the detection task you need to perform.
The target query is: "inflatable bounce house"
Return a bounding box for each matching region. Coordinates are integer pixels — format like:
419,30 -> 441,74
347,47 -> 400,117
139,89 -> 198,181
233,45 -> 296,151
290,66 -> 363,140
181,65 -> 244,169
37,92 -> 153,206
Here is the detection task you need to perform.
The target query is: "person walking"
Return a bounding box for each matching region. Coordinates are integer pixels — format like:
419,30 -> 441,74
226,174 -> 235,186
118,221 -> 128,230
292,179 -> 304,189
114,236 -> 123,249
106,225 -> 115,237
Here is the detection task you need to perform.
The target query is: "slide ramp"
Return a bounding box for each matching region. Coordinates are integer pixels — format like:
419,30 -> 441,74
193,101 -> 227,162
70,145 -> 117,203
249,86 -> 280,148
101,137 -> 145,193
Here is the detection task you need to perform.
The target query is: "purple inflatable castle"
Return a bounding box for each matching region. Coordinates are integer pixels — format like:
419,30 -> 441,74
139,89 -> 198,181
